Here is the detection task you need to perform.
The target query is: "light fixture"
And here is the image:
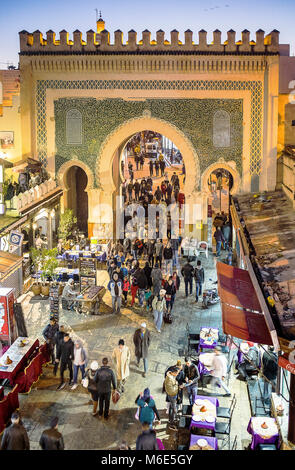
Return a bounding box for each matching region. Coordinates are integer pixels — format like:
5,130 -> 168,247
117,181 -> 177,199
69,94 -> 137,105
50,209 -> 55,218
32,222 -> 37,231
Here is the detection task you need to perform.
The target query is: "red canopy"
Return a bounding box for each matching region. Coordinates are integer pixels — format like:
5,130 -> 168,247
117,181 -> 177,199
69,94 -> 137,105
216,262 -> 262,312
217,262 -> 273,345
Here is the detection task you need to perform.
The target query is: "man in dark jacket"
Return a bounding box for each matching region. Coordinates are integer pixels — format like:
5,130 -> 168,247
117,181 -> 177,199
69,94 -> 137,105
194,260 -> 205,302
136,422 -> 159,450
214,226 -> 225,257
53,325 -> 66,376
94,357 -> 117,419
134,268 -> 147,308
181,358 -> 200,405
181,261 -> 194,297
146,240 -> 155,268
42,319 -> 59,364
262,346 -> 278,405
133,180 -> 140,201
39,416 -> 64,450
56,333 -> 74,390
0,412 -> 30,450
133,322 -> 150,378
149,160 -> 154,177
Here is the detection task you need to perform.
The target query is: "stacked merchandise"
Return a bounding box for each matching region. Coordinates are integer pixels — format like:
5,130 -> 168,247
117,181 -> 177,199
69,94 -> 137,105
49,284 -> 59,322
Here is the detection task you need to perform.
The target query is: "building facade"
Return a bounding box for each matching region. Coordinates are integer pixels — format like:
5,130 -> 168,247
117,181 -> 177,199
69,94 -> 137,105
18,19 -> 281,237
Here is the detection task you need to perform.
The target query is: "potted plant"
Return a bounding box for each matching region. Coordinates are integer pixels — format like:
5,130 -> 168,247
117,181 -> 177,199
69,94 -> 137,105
30,247 -> 42,296
58,209 -> 77,244
41,248 -> 59,296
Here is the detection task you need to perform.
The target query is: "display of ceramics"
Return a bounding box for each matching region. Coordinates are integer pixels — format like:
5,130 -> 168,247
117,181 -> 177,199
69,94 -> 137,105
197,439 -> 208,448
195,399 -> 204,406
206,415 -> 215,423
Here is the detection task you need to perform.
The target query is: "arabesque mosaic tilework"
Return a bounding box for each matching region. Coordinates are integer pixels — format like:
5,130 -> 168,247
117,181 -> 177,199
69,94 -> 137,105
54,97 -> 243,189
37,79 -> 262,185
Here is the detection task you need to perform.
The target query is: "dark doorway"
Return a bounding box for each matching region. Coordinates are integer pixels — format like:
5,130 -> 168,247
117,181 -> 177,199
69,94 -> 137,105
66,166 -> 88,235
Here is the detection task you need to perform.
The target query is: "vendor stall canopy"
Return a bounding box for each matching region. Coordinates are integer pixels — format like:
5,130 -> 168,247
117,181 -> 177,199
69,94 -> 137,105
217,262 -> 273,345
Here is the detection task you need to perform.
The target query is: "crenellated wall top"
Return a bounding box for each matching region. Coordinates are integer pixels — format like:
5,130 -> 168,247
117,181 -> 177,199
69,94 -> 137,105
19,28 -> 280,55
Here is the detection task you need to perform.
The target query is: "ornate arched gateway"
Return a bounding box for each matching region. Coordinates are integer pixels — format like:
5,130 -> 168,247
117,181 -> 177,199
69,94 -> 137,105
19,21 -> 280,238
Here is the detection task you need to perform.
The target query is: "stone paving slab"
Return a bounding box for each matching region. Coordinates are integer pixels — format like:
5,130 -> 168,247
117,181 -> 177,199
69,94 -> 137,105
0,251 -> 253,450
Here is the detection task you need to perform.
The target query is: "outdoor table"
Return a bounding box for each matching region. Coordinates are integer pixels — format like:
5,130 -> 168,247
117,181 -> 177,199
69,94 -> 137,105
190,395 -> 219,434
62,250 -> 106,262
198,327 -> 219,352
247,417 -> 280,450
198,352 -> 214,383
189,433 -> 218,450
0,337 -> 39,385
32,268 -> 79,282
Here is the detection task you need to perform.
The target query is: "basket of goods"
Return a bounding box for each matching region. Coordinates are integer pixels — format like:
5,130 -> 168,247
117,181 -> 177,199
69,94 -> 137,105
5,356 -> 13,365
200,405 -> 207,413
261,422 -> 268,430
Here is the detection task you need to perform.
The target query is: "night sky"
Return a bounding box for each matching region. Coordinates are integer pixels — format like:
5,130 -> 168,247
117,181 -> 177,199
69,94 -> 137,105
0,0 -> 294,67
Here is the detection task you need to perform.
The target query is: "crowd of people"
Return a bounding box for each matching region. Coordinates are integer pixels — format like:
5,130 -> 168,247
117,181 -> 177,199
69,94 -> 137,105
122,170 -> 185,209
105,238 -> 206,331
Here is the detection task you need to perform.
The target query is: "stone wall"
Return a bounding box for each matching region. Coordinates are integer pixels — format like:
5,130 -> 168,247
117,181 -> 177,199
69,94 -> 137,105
19,29 -> 280,54
54,97 -> 243,189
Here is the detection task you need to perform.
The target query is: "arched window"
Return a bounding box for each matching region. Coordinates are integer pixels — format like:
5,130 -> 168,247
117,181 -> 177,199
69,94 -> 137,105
213,110 -> 230,148
66,109 -> 82,145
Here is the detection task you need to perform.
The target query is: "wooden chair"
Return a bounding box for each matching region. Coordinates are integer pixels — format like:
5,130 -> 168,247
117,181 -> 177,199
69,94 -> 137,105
0,395 -> 10,434
39,343 -> 51,364
6,384 -> 19,411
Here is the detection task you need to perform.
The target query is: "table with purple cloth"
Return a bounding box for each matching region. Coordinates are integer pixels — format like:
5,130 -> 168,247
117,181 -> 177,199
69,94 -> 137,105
189,433 -> 218,450
198,353 -> 213,377
198,327 -> 219,352
247,417 -> 280,450
190,395 -> 219,433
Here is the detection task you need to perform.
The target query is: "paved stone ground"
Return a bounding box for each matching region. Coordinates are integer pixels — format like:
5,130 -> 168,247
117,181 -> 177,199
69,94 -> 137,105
3,251 -> 253,450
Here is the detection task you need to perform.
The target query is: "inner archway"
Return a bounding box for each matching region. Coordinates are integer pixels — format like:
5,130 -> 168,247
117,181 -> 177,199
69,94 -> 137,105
65,165 -> 89,235
97,116 -> 200,198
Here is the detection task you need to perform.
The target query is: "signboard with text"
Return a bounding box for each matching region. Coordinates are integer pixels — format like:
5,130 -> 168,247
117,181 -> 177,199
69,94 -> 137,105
278,354 -> 295,375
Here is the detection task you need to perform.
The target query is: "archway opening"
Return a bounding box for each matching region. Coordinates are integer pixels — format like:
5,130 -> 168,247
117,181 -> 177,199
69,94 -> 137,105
208,167 -> 233,218
118,129 -> 185,201
112,130 -> 186,239
66,165 -> 89,235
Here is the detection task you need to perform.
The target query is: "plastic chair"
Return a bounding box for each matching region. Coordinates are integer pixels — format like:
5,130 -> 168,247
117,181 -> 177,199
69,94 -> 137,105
182,404 -> 193,416
258,443 -> 277,450
231,435 -> 238,450
178,416 -> 191,430
217,393 -> 237,419
196,241 -> 208,259
215,407 -> 233,449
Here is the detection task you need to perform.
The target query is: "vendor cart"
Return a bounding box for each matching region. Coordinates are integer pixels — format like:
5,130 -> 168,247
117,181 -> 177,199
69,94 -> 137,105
75,285 -> 106,315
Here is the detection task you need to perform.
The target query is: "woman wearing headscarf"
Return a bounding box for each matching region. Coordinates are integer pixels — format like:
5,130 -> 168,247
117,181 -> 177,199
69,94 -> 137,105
135,388 -> 161,427
84,360 -> 99,416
